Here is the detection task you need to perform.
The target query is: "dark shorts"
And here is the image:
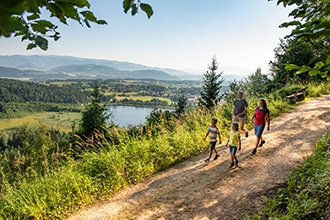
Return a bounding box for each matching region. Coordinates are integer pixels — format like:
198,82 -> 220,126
229,145 -> 237,154
210,141 -> 217,149
254,124 -> 265,137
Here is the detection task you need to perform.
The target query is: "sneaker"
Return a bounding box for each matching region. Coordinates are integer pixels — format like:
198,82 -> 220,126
230,162 -> 235,167
205,158 -> 210,162
214,154 -> 220,160
245,131 -> 249,138
252,148 -> 257,155
235,160 -> 239,166
259,140 -> 266,147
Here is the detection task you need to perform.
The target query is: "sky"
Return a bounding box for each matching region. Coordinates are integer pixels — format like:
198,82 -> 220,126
0,0 -> 294,76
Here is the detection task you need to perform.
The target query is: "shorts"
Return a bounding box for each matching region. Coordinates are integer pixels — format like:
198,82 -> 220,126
254,124 -> 265,137
209,141 -> 217,149
233,115 -> 246,128
229,145 -> 237,154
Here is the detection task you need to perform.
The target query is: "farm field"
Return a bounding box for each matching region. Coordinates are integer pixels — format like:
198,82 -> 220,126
0,112 -> 81,132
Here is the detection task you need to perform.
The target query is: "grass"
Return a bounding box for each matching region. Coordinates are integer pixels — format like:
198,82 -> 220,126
248,134 -> 330,220
114,95 -> 173,104
0,112 -> 81,132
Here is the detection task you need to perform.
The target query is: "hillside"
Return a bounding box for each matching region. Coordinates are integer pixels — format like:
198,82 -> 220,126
67,94 -> 330,219
0,55 -> 247,82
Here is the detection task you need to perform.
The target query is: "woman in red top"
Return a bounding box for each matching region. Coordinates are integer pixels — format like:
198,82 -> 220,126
251,99 -> 270,155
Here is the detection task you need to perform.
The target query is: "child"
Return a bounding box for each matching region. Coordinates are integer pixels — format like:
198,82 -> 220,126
203,117 -> 222,162
251,98 -> 270,155
225,122 -> 241,167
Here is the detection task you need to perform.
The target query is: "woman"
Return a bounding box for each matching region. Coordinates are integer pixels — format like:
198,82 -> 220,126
251,99 -> 270,155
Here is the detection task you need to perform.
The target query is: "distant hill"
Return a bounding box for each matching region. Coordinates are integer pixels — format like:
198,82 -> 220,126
0,55 -> 246,82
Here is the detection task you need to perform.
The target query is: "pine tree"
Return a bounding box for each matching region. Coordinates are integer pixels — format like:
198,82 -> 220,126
79,81 -> 111,137
175,94 -> 187,116
199,55 -> 225,109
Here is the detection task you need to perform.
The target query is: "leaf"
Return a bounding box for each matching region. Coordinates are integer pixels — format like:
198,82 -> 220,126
279,21 -> 301,28
308,69 -> 320,76
27,13 -> 40,21
123,0 -> 132,13
315,61 -> 324,69
27,43 -> 37,50
140,3 -> 153,19
326,55 -> 330,65
80,11 -> 97,22
296,65 -> 310,74
130,4 -> 138,16
35,36 -> 48,50
96,19 -> 107,25
74,0 -> 91,8
285,64 -> 299,71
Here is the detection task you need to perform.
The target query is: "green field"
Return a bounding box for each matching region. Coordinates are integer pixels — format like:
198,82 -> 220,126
0,112 -> 81,132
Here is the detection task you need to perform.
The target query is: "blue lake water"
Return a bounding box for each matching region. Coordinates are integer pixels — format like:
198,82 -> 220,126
106,106 -> 155,127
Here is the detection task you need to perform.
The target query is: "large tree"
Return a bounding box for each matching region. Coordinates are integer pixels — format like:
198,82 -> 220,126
270,37 -> 329,85
273,0 -> 330,80
199,55 -> 225,110
0,0 -> 153,50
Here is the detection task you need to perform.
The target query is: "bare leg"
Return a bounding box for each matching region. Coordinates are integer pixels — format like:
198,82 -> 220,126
252,136 -> 261,154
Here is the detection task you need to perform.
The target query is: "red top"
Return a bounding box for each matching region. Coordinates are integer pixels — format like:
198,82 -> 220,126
254,106 -> 269,126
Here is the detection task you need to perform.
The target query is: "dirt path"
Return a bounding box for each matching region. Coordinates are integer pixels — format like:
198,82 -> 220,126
67,94 -> 330,220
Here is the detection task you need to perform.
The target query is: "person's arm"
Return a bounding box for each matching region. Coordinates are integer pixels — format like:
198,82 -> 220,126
238,135 -> 241,151
266,112 -> 270,130
225,138 -> 229,147
218,130 -> 222,144
203,130 -> 209,141
251,112 -> 256,124
232,104 -> 236,117
238,105 -> 247,117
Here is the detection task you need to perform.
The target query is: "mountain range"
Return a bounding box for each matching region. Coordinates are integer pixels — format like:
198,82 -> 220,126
0,55 -> 245,82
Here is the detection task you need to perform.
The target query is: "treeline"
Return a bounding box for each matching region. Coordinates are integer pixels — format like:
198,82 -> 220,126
0,78 -> 201,118
0,78 -> 89,103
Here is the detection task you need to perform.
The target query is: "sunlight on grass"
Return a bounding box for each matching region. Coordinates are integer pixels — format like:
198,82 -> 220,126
0,112 -> 81,132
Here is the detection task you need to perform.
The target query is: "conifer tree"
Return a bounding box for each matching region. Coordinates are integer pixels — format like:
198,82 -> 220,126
199,55 -> 225,110
79,82 -> 111,138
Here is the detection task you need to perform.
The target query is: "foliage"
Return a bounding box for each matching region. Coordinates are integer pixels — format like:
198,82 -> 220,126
0,0 -> 153,50
199,55 -> 225,110
273,0 -> 330,80
0,78 -> 89,104
78,82 -> 111,138
269,37 -> 330,86
243,68 -> 273,97
251,134 -> 330,219
175,94 -> 188,116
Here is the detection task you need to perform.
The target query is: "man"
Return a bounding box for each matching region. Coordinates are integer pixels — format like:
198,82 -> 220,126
233,91 -> 249,138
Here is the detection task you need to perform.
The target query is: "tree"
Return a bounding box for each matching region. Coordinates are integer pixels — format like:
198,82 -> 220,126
269,37 -> 330,86
273,0 -> 330,80
175,94 -> 187,116
199,55 -> 225,110
0,0 -> 153,50
79,81 -> 111,138
244,68 -> 272,97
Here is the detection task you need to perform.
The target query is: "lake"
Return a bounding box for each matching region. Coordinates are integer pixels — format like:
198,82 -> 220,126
106,106 -> 155,127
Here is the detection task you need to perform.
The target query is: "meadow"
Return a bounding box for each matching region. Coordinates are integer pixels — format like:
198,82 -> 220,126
0,112 -> 81,132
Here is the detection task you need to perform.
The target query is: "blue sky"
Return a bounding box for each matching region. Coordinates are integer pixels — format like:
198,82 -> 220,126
0,0 -> 293,75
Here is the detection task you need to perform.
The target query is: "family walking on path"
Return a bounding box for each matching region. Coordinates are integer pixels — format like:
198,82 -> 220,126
67,94 -> 330,220
205,91 -> 271,168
